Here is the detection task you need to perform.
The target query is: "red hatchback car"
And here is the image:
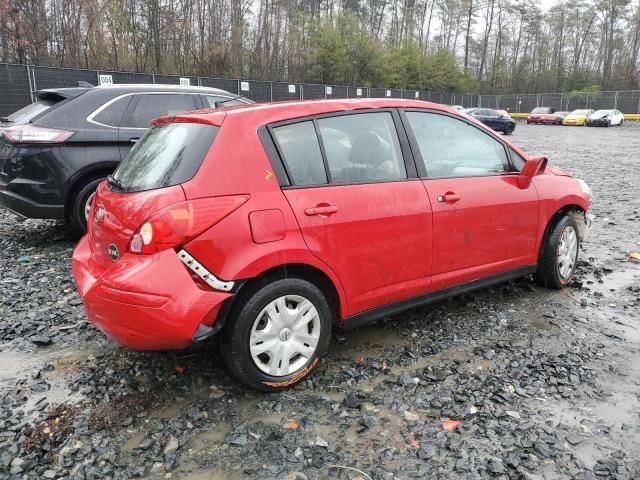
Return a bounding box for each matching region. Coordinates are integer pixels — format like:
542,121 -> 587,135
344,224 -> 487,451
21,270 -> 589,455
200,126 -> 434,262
72,99 -> 593,390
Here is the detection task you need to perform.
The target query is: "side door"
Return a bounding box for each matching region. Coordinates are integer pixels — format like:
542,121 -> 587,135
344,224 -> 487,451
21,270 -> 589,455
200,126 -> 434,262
270,110 -> 433,316
402,110 -> 540,290
118,93 -> 200,160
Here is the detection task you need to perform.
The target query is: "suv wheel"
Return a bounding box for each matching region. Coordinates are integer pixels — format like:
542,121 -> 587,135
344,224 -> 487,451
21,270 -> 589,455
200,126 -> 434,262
70,177 -> 105,234
504,123 -> 515,135
537,215 -> 580,289
221,278 -> 332,391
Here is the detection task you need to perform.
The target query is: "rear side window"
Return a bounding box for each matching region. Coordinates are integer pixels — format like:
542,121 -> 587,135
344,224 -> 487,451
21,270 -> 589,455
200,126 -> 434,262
318,113 -> 406,184
121,94 -> 198,128
92,96 -> 132,127
111,123 -> 217,192
272,121 -> 327,186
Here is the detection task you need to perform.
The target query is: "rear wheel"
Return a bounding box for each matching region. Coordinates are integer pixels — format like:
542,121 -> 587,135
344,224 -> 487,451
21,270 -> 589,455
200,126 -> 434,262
69,177 -> 105,234
221,278 -> 332,391
536,215 -> 580,289
504,123 -> 515,135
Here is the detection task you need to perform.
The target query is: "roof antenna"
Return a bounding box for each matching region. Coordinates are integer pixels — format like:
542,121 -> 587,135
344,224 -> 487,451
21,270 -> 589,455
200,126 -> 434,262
77,81 -> 95,88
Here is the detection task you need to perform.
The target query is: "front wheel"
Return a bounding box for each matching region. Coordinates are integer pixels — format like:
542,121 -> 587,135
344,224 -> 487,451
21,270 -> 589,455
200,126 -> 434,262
504,123 -> 515,135
221,278 -> 333,391
536,215 -> 580,289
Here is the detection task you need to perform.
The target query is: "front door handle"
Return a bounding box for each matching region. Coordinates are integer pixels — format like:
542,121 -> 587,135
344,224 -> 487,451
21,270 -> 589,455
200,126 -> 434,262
129,137 -> 140,144
304,205 -> 338,216
437,192 -> 460,203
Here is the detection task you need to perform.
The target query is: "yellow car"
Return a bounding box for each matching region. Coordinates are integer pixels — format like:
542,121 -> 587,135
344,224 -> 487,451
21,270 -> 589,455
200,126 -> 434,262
562,109 -> 594,126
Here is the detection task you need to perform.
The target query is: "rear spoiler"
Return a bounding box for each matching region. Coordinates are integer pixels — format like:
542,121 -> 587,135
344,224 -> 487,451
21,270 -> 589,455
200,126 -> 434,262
35,87 -> 91,102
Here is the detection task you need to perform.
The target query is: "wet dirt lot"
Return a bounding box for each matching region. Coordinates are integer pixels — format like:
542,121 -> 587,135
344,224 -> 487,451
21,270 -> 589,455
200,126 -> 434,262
1,123 -> 640,479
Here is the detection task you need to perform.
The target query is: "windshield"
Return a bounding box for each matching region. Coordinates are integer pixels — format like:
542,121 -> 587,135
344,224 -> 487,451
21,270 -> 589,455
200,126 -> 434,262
530,107 -> 550,114
3,100 -> 57,124
112,122 -> 218,193
571,110 -> 590,115
592,110 -> 612,118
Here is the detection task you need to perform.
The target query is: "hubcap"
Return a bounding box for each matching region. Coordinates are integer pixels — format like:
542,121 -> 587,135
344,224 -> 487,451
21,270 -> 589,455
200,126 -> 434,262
249,295 -> 321,377
84,192 -> 96,220
557,226 -> 578,280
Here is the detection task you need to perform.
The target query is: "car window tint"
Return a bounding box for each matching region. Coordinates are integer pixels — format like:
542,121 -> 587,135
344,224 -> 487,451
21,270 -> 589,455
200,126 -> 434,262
317,112 -> 406,184
122,94 -> 198,128
112,123 -> 217,192
272,121 -> 327,186
406,112 -> 508,178
203,95 -> 246,108
509,149 -> 526,171
92,96 -> 132,127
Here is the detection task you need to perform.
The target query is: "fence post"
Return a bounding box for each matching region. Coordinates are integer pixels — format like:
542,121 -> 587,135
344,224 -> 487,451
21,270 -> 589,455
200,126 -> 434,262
614,91 -> 618,109
270,82 -> 273,102
26,65 -> 34,102
300,84 -> 303,100
586,92 -> 589,109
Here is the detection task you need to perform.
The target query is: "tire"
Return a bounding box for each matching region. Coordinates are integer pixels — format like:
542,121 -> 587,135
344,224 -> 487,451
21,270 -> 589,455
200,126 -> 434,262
69,176 -> 105,235
221,278 -> 333,391
504,123 -> 515,135
620,119 -> 623,126
536,215 -> 580,289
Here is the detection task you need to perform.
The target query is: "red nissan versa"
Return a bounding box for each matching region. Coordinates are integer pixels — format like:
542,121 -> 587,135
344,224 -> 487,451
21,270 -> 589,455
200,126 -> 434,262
72,99 -> 594,390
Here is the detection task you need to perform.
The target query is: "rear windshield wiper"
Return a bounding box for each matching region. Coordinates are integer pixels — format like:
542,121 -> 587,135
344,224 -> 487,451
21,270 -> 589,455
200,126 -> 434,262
0,117 -> 11,124
107,174 -> 124,191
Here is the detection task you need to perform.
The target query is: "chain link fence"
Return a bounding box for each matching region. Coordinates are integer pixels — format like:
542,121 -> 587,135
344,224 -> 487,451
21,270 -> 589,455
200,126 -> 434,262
478,91 -> 640,114
2,63 -> 639,117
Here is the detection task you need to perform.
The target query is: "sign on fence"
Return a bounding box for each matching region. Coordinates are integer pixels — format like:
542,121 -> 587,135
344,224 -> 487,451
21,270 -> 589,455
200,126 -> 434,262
179,77 -> 190,86
240,81 -> 250,91
288,84 -> 296,93
98,74 -> 113,86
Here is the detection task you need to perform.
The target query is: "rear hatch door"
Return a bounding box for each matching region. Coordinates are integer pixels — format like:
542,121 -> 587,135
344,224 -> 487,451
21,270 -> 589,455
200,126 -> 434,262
88,121 -> 219,268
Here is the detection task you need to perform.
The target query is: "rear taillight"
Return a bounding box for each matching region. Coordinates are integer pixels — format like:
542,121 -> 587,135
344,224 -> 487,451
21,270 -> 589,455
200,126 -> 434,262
128,195 -> 249,254
1,125 -> 74,144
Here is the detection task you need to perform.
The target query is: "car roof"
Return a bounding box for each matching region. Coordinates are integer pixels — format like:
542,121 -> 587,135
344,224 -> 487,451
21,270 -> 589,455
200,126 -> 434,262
163,98 -> 460,127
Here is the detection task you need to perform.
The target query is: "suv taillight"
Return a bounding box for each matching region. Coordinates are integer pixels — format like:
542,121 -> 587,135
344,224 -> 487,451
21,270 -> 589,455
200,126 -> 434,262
0,124 -> 74,144
128,195 -> 249,254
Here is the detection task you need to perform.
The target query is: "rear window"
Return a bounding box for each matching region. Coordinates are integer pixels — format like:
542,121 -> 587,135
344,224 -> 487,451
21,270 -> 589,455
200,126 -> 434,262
530,107 -> 550,114
5,100 -> 57,124
111,122 -> 217,192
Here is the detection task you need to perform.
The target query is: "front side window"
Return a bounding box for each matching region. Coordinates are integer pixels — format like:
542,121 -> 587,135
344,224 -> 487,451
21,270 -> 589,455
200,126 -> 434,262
317,112 -> 406,184
272,121 -> 327,186
112,122 -> 217,192
122,94 -> 198,128
406,111 -> 508,178
203,95 -> 246,108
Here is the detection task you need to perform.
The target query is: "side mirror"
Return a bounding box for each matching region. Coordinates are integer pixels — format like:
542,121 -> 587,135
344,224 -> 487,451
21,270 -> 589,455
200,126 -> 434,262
518,156 -> 547,189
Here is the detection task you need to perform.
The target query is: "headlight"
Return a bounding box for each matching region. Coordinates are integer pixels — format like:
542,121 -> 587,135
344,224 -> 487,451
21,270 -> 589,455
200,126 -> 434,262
577,179 -> 592,198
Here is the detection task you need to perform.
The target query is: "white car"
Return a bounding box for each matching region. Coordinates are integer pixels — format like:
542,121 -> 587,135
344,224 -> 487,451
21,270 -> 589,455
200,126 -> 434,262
587,109 -> 624,127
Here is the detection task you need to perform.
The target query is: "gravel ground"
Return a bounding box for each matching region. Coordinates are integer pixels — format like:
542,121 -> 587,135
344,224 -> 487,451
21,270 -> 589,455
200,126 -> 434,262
1,123 -> 639,480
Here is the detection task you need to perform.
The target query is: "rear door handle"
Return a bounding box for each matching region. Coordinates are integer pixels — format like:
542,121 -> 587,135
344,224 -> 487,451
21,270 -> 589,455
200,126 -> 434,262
304,205 -> 338,216
129,137 -> 140,144
437,192 -> 460,203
